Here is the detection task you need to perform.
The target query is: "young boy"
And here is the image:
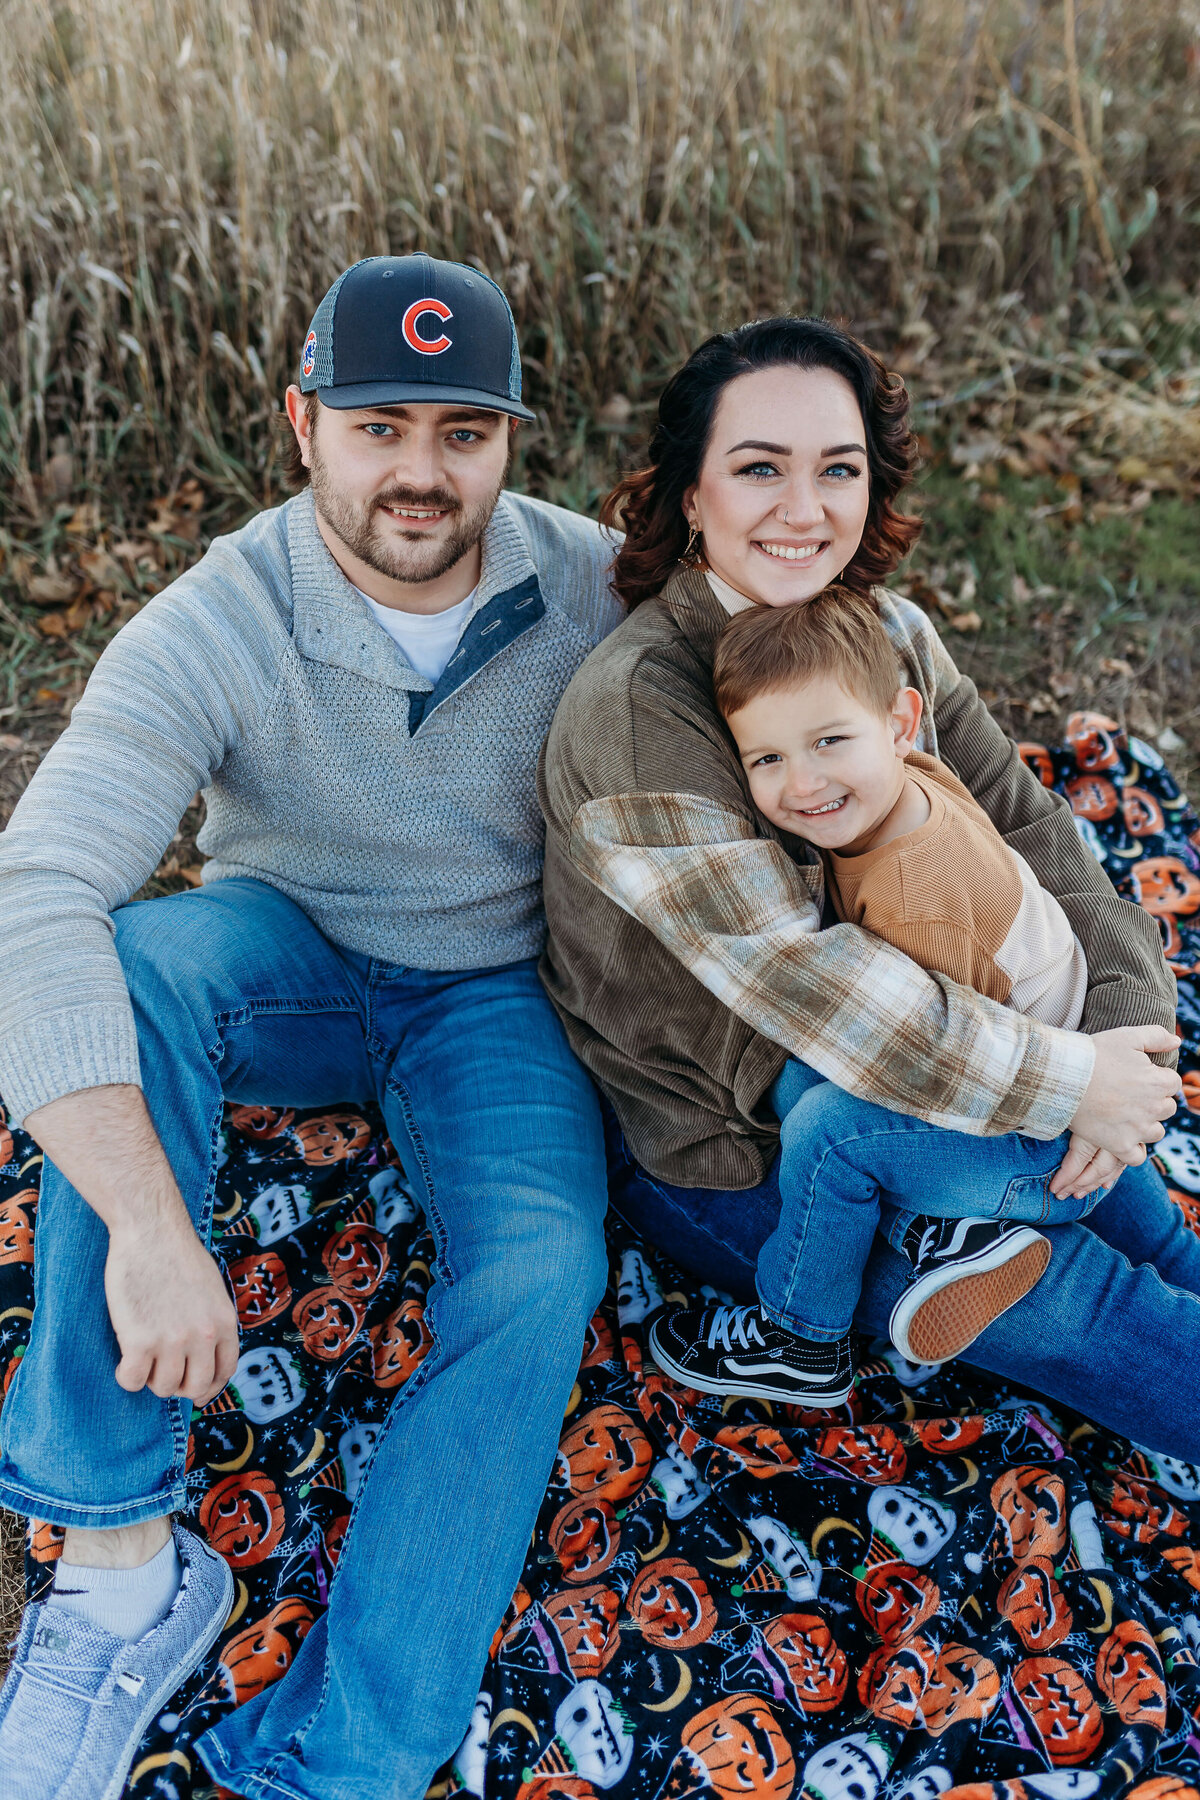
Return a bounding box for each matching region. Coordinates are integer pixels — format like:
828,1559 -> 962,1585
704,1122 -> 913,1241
649,589 -> 1116,1407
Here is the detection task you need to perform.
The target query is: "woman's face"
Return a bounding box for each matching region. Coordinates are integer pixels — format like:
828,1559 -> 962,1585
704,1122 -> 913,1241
684,365 -> 871,606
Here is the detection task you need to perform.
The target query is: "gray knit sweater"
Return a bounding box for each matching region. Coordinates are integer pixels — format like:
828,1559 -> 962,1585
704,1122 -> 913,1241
0,488 -> 622,1124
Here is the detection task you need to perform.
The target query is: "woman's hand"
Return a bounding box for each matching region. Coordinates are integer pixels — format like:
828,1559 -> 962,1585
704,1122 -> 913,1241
1052,1134 -> 1126,1201
1068,1026 -> 1181,1167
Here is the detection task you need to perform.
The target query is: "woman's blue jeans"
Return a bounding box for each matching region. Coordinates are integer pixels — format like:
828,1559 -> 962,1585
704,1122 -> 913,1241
759,1058 -> 1106,1341
603,1095 -> 1200,1462
0,877 -> 608,1800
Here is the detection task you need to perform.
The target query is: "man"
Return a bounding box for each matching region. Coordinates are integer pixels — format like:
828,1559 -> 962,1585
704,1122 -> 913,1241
0,253 -> 621,1800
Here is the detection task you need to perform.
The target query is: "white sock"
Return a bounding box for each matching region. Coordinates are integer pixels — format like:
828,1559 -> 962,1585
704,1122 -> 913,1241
51,1537 -> 183,1641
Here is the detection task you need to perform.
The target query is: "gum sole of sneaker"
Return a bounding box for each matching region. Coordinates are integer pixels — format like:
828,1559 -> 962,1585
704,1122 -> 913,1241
903,1238 -> 1051,1364
647,1338 -> 853,1408
96,1557 -> 234,1800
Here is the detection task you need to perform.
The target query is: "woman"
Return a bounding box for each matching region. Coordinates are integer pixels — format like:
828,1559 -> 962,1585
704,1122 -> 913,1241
538,314 -> 1199,1454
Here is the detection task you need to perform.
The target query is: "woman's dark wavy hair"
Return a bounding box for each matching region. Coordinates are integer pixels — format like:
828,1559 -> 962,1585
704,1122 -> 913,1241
600,316 -> 921,609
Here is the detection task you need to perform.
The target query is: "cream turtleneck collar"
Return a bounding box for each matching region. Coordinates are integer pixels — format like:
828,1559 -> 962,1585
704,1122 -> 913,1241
704,569 -> 757,616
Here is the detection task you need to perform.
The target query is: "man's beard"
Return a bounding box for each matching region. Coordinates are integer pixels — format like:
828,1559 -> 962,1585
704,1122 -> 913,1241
309,439 -> 505,585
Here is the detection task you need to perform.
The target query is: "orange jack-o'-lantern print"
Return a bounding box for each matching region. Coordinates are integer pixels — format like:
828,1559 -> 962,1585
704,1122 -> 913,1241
1163,1544 -> 1200,1592
1066,775 -> 1119,822
292,1111 -> 371,1165
1128,1781 -> 1200,1800
1098,1469 -> 1187,1542
371,1298 -> 433,1389
215,1596 -> 313,1706
581,1310 -> 616,1368
227,1105 -> 295,1140
856,1561 -> 940,1644
857,1635 -> 937,1724
628,1556 -> 718,1649
816,1422 -> 907,1484
0,1189 -> 37,1265
764,1612 -> 847,1713
324,1512 -> 349,1568
1182,1076 -> 1200,1115
921,1642 -> 1001,1735
321,1223 -> 389,1299
517,1780 -> 599,1800
549,1493 -> 620,1583
1013,1657 -> 1104,1766
227,1249 -> 292,1328
998,1555 -> 1073,1651
712,1424 -> 801,1480
1066,712 -> 1121,772
0,1120 -> 12,1165
681,1693 -> 795,1800
543,1584 -> 621,1680
559,1404 -> 652,1502
909,1415 -> 985,1456
1132,857 -> 1200,919
291,1287 -> 366,1362
200,1469 -> 286,1568
1095,1619 -> 1166,1727
991,1464 -> 1068,1562
1123,787 -> 1165,837
1019,743 -> 1055,787
28,1520 -> 65,1564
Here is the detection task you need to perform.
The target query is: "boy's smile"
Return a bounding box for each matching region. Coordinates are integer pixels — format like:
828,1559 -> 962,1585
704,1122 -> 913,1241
727,672 -> 927,852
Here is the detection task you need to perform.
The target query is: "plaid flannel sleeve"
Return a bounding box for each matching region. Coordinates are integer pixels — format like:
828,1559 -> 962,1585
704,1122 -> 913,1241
570,790 -> 1096,1140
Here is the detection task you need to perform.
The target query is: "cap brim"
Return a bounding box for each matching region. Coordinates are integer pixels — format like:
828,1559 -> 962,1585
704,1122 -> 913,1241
316,380 -> 536,422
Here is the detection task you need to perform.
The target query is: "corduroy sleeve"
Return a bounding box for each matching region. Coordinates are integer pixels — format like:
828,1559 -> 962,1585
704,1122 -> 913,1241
929,653 -> 1176,1042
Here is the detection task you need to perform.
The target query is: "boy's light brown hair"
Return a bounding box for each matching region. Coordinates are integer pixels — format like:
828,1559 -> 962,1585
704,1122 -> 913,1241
712,587 -> 905,723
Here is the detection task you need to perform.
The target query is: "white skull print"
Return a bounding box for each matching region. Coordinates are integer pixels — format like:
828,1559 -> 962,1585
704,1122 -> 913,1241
1153,1127 -> 1200,1192
1023,1776 -> 1102,1799
450,1689 -> 491,1798
248,1182 -> 314,1247
1131,1443 -> 1200,1501
369,1166 -> 422,1232
748,1513 -> 821,1601
554,1680 -> 634,1788
803,1732 -> 889,1800
1072,816 -> 1106,863
890,1767 -> 951,1800
867,1486 -> 956,1565
867,1340 -> 943,1388
230,1346 -> 305,1423
651,1441 -> 710,1519
338,1422 -> 381,1503
617,1248 -> 661,1326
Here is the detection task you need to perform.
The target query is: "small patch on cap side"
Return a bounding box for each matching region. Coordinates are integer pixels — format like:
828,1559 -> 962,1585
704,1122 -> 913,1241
301,329 -> 318,380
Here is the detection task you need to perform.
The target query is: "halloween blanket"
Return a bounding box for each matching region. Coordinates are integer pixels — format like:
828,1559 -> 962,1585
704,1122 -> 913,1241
2,711 -> 1200,1800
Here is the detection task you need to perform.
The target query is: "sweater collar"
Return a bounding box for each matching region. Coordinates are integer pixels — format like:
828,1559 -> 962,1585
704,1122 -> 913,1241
286,487 -> 544,710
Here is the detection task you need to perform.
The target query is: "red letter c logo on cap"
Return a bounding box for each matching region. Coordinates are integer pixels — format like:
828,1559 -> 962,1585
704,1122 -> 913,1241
402,298 -> 453,356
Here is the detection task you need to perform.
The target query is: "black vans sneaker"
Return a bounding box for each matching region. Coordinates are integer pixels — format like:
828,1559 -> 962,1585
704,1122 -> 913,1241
649,1303 -> 854,1406
889,1216 -> 1051,1364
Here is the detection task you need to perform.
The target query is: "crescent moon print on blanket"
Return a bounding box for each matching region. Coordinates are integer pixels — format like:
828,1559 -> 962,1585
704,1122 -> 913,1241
1,712 -> 1199,1800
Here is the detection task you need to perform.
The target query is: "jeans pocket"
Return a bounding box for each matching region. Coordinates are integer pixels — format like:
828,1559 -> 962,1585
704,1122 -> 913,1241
1000,1170 -> 1051,1223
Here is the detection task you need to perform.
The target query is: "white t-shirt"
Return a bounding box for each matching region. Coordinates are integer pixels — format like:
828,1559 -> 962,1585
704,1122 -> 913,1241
355,584 -> 477,685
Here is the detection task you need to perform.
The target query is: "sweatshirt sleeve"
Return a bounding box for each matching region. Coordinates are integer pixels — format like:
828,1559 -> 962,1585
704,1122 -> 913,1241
0,550 -> 279,1124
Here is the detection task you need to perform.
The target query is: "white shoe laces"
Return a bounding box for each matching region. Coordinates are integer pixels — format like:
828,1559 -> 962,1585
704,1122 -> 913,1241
705,1305 -> 767,1354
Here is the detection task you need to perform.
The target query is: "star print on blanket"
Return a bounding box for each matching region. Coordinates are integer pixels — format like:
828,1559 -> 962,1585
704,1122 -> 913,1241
0,712 -> 1199,1800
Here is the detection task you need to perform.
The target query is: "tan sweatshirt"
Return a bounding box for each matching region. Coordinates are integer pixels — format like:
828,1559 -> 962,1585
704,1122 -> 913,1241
825,751 -> 1088,1030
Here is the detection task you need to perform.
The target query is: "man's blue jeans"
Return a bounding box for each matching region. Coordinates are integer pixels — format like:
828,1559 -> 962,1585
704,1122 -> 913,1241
0,877 -> 607,1800
603,1099 -> 1200,1462
760,1058 -> 1105,1341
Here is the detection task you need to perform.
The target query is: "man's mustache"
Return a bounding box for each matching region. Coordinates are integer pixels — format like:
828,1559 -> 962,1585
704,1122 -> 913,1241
372,487 -> 462,516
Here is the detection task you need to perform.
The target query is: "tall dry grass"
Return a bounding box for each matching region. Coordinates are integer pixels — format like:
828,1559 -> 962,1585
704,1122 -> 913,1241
2,0 -> 1199,520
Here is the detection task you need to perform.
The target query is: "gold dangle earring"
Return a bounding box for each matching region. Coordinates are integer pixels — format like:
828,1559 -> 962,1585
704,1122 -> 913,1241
683,521 -> 704,567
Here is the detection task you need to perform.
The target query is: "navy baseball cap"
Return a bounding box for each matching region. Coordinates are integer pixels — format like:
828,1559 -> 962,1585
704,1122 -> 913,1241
298,253 -> 535,421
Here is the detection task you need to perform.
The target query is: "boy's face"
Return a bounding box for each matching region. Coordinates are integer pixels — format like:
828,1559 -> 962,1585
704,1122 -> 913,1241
726,673 -> 918,848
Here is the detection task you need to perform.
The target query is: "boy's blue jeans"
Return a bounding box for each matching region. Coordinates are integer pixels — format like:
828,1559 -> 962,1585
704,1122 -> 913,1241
0,877 -> 608,1800
760,1058 -> 1105,1342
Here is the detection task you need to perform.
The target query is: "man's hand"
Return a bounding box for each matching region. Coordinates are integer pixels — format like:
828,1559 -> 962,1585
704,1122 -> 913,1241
106,1214 -> 239,1404
1052,1133 -> 1125,1201
25,1083 -> 239,1406
1069,1026 -> 1181,1166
